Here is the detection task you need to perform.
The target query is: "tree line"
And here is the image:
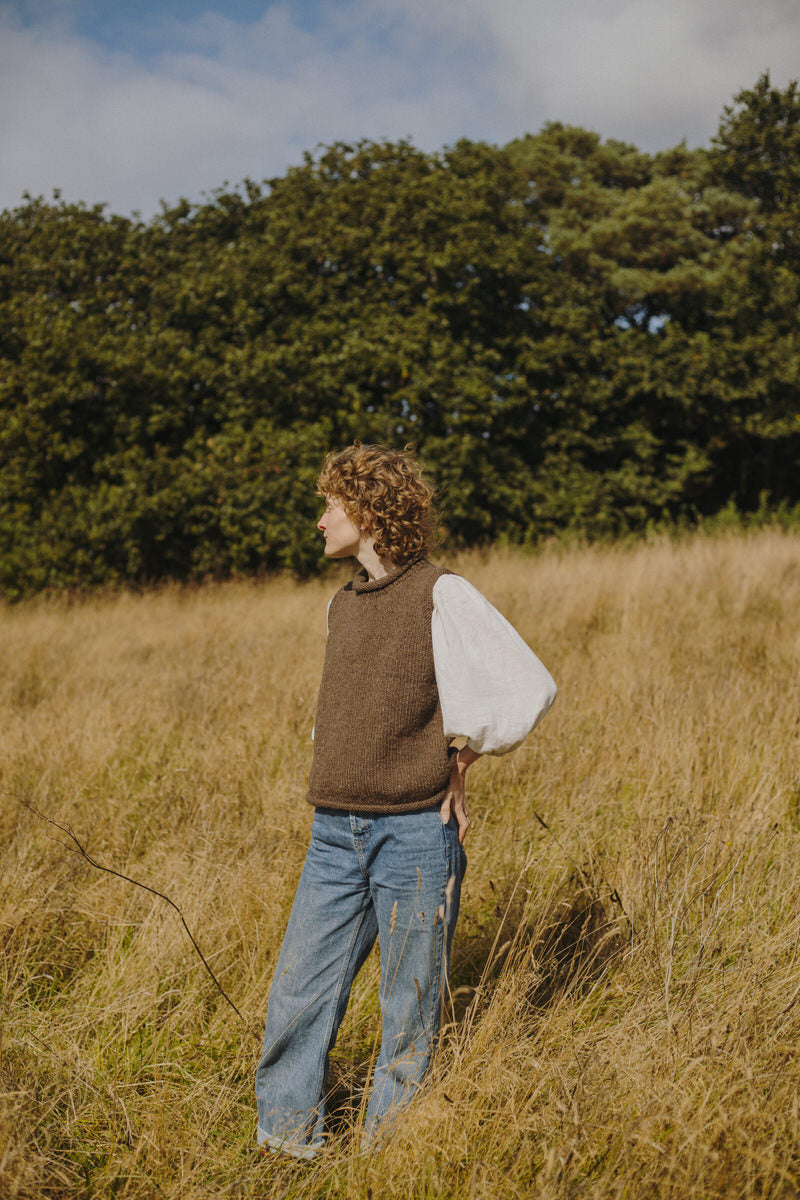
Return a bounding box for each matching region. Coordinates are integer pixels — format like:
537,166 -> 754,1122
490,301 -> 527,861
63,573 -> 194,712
1,73 -> 798,596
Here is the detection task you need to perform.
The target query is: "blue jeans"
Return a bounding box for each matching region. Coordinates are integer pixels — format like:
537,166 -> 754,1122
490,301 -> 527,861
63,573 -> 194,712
255,805 -> 466,1157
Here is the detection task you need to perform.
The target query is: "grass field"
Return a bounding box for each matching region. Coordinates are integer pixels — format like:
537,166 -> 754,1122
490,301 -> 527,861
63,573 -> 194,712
2,528 -> 799,1199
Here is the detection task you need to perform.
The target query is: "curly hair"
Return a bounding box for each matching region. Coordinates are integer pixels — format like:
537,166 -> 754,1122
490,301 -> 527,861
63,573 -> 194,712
317,443 -> 437,563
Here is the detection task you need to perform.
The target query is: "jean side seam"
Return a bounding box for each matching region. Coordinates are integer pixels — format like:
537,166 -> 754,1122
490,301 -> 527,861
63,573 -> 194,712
428,821 -> 452,1045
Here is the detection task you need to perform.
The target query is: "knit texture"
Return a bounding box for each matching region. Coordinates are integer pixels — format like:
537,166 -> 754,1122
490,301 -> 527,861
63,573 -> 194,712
306,557 -> 454,813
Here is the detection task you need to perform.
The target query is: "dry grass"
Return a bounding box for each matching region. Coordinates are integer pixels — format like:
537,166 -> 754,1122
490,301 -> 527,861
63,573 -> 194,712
1,528 -> 799,1199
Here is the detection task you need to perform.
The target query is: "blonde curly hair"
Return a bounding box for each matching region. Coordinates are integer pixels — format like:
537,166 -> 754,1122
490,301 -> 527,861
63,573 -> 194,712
317,443 -> 436,563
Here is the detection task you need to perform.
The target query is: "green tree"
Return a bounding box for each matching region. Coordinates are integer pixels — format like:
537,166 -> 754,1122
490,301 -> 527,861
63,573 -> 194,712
1,78 -> 799,597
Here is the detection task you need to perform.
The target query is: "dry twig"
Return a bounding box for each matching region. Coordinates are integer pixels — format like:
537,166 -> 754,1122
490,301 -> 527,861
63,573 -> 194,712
13,793 -> 257,1038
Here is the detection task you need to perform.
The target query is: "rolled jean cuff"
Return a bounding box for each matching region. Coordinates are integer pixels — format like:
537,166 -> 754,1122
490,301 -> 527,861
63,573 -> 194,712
257,1127 -> 323,1160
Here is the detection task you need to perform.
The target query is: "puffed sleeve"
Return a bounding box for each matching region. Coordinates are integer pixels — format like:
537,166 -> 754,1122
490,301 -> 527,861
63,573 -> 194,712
431,573 -> 557,756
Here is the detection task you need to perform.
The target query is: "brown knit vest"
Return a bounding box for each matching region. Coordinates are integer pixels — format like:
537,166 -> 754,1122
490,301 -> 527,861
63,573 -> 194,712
306,557 -> 454,813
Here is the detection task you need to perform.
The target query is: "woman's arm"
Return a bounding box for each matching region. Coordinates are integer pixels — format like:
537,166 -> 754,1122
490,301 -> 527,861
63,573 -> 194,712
431,573 -> 557,756
432,574 -> 557,842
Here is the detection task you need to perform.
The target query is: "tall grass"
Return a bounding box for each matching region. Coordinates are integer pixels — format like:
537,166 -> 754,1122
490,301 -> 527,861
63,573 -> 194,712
2,528 -> 799,1198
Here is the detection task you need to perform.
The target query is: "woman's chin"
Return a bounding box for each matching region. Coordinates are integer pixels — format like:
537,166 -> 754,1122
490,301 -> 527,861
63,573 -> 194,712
322,541 -> 357,560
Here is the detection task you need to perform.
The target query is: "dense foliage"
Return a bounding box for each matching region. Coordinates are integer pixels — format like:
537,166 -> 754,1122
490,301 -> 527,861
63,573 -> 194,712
1,74 -> 798,595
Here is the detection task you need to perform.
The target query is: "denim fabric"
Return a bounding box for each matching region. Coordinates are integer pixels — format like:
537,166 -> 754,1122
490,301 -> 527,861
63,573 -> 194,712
255,805 -> 466,1156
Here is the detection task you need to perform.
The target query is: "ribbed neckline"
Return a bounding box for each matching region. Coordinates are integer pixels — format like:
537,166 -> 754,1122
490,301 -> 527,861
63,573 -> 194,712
352,554 -> 426,594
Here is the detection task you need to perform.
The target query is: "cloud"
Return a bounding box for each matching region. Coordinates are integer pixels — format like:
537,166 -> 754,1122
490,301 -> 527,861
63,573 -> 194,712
0,0 -> 500,214
0,0 -> 797,218
473,0 -> 800,148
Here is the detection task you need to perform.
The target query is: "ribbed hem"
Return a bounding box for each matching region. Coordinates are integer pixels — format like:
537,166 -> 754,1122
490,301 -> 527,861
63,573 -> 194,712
306,784 -> 449,814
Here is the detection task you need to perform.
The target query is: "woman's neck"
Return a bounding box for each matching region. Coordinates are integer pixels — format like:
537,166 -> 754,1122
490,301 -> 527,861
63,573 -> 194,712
356,541 -> 397,581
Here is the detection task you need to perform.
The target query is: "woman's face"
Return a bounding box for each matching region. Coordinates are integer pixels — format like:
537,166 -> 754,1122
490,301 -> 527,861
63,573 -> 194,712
317,496 -> 363,559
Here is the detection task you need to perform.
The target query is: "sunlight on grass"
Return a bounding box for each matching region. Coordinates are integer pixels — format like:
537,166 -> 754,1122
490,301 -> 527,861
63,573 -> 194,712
2,529 -> 799,1197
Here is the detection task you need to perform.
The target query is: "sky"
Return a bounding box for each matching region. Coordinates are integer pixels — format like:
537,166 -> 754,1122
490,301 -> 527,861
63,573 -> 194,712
1,0 -> 798,218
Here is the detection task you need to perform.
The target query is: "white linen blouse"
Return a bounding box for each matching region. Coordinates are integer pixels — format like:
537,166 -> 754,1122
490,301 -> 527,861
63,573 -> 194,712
431,574 -> 557,756
322,573 -> 557,756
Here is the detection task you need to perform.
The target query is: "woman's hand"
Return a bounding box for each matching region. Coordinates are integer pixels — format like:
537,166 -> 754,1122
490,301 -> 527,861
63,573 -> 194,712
440,745 -> 481,844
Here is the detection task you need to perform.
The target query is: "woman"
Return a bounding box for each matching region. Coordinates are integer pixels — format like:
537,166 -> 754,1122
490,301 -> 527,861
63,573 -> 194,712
255,443 -> 557,1158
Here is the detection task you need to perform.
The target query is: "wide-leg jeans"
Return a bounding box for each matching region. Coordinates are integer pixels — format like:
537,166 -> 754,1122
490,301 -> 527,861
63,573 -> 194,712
255,804 -> 467,1157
